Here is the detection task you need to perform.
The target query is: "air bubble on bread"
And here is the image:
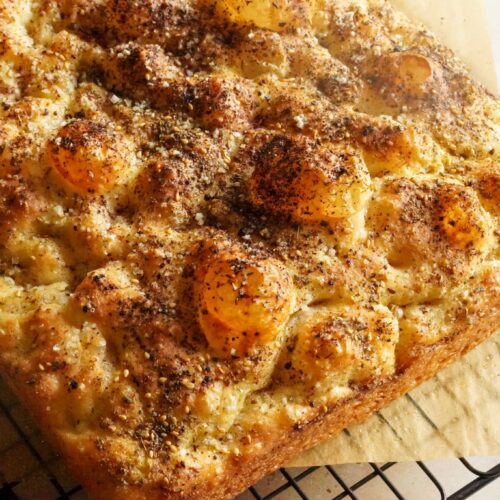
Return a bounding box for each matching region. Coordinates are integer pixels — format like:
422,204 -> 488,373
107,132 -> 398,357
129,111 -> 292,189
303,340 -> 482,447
384,53 -> 434,93
249,134 -> 371,223
213,0 -> 312,31
196,245 -> 294,358
47,119 -> 131,195
368,52 -> 444,108
292,304 -> 398,384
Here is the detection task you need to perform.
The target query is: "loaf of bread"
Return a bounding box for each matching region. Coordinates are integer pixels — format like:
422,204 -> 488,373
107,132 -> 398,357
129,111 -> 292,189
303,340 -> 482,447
0,1 -> 498,498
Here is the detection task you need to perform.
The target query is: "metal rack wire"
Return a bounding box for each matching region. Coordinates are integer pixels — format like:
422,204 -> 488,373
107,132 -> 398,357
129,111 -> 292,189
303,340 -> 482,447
1,375 -> 499,500
240,460 -> 500,500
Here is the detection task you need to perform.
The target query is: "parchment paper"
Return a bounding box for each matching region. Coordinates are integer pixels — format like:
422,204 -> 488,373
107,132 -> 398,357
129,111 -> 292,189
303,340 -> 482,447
292,0 -> 499,466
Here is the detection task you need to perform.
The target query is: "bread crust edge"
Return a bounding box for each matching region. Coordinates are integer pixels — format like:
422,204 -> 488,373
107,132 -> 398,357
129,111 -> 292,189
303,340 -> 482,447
3,282 -> 497,500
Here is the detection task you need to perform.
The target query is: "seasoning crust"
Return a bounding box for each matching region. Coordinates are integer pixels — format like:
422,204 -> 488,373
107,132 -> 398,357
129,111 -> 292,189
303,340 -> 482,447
0,1 -> 498,498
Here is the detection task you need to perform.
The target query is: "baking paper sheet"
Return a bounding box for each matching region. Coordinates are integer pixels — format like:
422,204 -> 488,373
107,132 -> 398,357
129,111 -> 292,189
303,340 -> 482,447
292,0 -> 499,466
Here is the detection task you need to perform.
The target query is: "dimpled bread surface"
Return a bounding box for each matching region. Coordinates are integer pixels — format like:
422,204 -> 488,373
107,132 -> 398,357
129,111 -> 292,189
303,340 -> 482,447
0,1 -> 498,498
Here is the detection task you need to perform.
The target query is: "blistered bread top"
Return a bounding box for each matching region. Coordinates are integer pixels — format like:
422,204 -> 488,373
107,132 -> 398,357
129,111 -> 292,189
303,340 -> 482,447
0,0 -> 498,493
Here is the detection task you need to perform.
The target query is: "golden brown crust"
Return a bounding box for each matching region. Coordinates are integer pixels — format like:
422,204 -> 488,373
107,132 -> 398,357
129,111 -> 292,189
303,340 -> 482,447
0,0 -> 498,498
4,264 -> 498,500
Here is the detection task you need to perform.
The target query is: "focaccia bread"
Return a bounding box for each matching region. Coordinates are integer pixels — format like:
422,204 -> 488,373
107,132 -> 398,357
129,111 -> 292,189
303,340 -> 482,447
0,0 -> 498,498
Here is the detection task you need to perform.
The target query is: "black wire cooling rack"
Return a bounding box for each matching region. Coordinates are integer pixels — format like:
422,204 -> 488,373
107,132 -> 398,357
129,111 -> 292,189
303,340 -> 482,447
240,459 -> 500,500
0,373 -> 499,500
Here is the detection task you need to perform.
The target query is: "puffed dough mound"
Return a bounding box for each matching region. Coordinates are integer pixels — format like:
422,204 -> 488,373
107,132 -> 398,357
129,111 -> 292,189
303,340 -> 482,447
0,1 -> 498,498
